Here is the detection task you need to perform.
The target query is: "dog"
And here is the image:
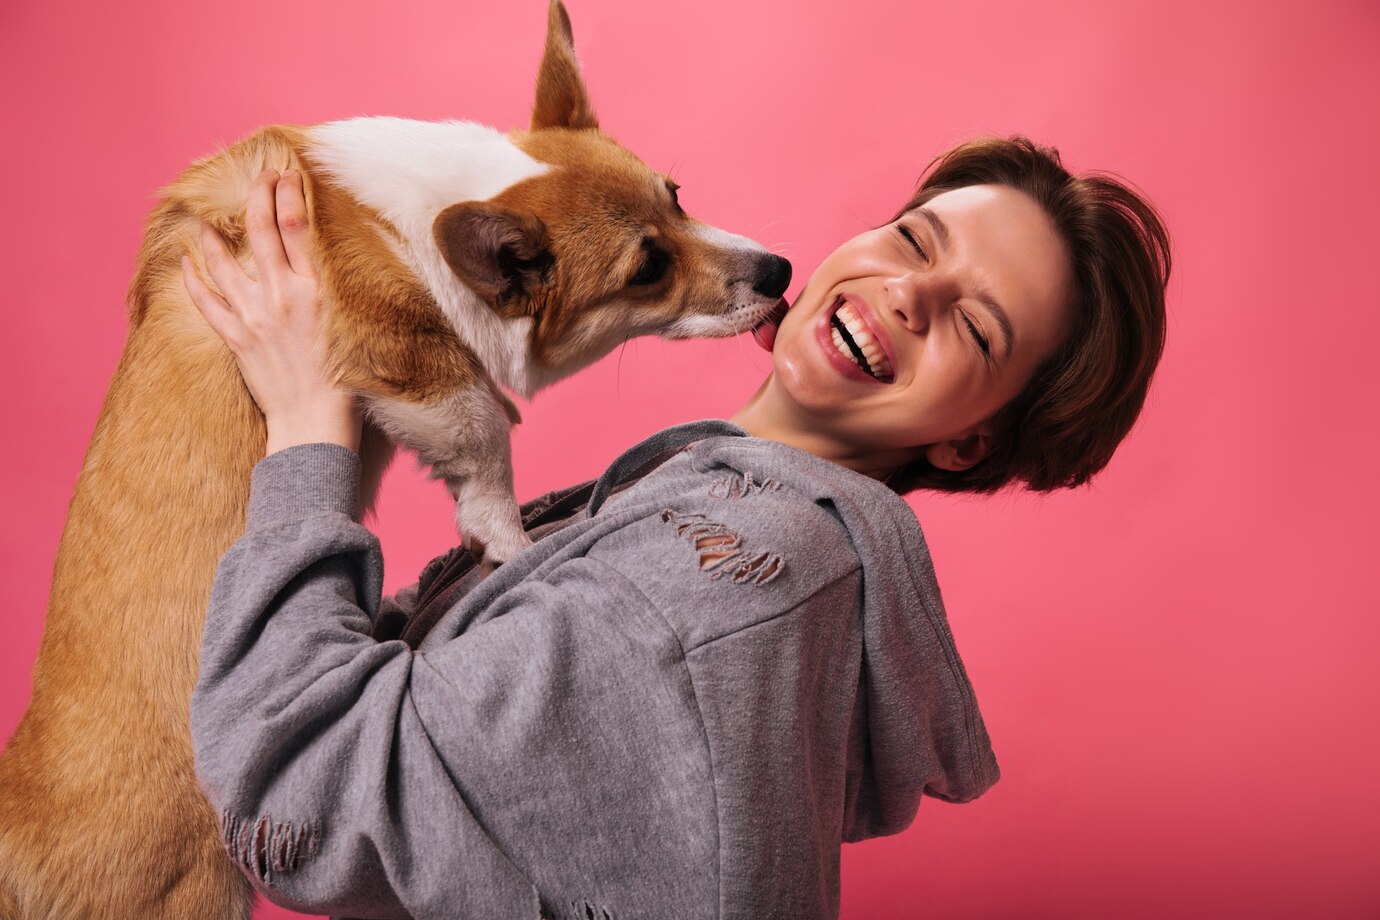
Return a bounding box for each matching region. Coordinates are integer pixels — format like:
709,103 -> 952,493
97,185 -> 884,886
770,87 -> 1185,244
0,3 -> 789,917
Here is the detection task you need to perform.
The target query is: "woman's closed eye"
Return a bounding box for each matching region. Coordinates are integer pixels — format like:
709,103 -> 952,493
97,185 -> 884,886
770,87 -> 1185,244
960,310 -> 992,360
896,224 -> 928,262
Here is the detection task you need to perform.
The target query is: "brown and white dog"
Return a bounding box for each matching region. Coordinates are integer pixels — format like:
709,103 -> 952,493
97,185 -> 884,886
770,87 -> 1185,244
0,3 -> 789,917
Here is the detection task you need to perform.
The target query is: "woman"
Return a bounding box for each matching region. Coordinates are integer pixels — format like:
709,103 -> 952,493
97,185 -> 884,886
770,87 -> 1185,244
185,136 -> 1168,920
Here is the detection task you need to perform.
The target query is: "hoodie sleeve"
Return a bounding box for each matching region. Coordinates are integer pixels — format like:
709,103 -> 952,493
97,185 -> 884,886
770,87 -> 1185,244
190,444 -> 540,919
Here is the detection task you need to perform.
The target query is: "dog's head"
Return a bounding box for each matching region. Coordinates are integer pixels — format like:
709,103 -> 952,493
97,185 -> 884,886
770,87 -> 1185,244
433,0 -> 790,392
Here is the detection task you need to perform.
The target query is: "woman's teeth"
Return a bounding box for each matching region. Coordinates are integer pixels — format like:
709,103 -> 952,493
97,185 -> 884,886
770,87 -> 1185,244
830,302 -> 893,380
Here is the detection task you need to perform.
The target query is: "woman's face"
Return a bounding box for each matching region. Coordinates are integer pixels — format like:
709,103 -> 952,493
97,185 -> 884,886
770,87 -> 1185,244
764,183 -> 1074,474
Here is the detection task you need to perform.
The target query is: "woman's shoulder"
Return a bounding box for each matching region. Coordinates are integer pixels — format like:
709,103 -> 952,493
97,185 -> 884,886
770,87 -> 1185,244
602,429 -> 921,575
579,448 -> 864,647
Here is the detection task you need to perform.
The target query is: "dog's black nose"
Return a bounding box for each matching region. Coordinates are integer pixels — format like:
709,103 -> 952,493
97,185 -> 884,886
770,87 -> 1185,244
751,254 -> 792,299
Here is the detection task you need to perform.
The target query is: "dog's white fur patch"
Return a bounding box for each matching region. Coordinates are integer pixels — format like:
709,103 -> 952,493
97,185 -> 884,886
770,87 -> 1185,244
364,382 -> 530,562
660,297 -> 778,339
691,222 -> 769,254
308,117 -> 547,395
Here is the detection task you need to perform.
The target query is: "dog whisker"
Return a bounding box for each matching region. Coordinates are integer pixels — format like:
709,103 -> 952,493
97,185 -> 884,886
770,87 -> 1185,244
616,337 -> 632,397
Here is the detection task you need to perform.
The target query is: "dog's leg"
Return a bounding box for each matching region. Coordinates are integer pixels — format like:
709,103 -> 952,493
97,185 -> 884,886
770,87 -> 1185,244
364,382 -> 531,565
450,444 -> 532,567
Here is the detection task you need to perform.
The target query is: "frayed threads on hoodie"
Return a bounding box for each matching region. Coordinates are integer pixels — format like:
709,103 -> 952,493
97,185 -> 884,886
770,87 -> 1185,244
708,471 -> 782,500
221,808 -> 321,884
660,509 -> 784,585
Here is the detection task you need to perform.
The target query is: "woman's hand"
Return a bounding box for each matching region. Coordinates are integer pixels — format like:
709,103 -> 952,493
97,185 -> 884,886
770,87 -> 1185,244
183,168 -> 362,456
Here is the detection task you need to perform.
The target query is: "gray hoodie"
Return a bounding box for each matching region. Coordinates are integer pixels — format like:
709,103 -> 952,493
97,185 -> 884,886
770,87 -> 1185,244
191,419 -> 999,920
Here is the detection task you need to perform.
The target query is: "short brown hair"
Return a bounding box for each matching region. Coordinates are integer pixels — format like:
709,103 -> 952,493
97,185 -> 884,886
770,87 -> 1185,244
888,136 -> 1170,494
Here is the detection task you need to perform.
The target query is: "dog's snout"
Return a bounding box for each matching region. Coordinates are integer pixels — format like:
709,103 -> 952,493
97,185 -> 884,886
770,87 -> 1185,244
751,254 -> 792,299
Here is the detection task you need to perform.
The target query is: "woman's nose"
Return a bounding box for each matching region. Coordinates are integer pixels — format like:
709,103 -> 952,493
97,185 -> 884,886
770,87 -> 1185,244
886,272 -> 931,333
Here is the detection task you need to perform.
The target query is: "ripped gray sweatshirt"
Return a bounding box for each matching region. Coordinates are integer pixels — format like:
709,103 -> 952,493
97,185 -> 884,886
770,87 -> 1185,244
191,419 -> 1000,920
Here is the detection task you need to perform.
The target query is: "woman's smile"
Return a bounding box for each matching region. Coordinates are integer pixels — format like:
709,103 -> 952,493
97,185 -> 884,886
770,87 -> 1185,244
816,294 -> 897,384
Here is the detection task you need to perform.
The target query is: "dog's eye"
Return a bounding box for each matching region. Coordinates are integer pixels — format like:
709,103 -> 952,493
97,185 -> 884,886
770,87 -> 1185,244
631,244 -> 670,286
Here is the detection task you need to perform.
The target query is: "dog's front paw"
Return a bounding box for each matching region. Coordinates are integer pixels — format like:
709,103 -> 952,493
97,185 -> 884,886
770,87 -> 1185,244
457,508 -> 533,568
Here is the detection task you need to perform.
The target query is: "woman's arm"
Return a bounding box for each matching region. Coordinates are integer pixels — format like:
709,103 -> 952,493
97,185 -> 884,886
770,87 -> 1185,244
192,443 -> 540,916
184,179 -> 540,912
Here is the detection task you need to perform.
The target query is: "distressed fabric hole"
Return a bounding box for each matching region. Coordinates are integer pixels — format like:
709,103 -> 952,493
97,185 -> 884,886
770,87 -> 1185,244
709,470 -> 782,500
221,808 -> 321,884
660,509 -> 785,585
693,532 -> 738,568
568,899 -> 616,920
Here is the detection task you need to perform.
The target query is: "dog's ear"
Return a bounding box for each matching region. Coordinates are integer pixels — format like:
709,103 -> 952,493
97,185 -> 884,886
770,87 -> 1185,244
434,202 -> 553,314
531,0 -> 599,131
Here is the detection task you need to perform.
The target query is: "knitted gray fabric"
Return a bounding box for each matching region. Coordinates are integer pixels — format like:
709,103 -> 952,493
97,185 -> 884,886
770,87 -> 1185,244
191,420 -> 999,920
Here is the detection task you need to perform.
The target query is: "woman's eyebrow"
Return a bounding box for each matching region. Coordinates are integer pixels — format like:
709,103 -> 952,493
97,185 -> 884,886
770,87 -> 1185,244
917,206 -> 1015,361
916,206 -> 953,253
974,289 -> 1015,362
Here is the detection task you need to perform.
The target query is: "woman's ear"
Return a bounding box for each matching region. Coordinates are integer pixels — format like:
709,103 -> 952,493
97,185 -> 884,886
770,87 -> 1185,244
925,427 -> 995,472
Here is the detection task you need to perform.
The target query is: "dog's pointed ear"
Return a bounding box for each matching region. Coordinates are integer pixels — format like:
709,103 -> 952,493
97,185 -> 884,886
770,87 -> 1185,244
434,202 -> 552,314
531,0 -> 599,131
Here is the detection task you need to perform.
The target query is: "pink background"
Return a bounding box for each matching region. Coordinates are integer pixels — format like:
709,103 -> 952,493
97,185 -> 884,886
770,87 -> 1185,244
2,0 -> 1377,917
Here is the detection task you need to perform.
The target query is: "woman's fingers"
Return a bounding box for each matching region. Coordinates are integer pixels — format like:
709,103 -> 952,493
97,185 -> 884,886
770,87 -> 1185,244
187,170 -> 321,354
244,168 -> 291,281
182,256 -> 241,349
200,222 -> 250,306
275,170 -> 318,279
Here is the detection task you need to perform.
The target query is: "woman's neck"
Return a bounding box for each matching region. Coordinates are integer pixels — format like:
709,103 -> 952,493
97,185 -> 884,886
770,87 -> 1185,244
729,376 -> 912,482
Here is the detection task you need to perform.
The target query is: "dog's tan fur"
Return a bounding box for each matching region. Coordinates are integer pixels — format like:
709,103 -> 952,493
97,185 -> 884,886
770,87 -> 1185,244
0,4 -> 786,916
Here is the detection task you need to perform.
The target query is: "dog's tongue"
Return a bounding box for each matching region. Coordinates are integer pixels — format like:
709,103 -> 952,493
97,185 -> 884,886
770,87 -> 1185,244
751,298 -> 790,352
